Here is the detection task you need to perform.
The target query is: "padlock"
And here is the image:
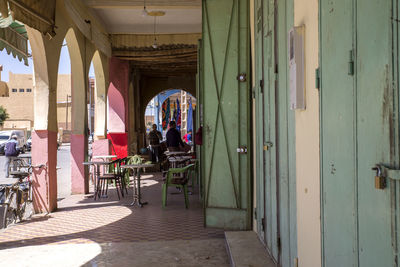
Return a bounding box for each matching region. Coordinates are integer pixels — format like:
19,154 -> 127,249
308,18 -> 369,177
372,165 -> 386,190
375,176 -> 386,190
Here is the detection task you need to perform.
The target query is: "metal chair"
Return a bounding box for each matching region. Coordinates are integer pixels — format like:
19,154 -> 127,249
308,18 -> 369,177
96,159 -> 125,200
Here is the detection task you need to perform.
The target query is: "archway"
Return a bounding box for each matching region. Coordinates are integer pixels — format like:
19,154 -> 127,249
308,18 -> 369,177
143,89 -> 197,147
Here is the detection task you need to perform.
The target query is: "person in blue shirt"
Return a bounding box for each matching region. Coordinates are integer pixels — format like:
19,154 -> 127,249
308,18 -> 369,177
5,135 -> 19,178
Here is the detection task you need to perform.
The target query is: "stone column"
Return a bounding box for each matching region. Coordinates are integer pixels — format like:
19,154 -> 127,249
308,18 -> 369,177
66,28 -> 89,194
107,57 -> 129,158
26,26 -> 61,213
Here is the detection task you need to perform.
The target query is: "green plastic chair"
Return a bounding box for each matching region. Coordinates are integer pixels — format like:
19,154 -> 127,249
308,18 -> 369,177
162,164 -> 194,209
188,159 -> 199,188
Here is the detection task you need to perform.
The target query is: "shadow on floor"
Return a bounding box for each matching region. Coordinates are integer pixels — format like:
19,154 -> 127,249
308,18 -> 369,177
0,172 -> 224,251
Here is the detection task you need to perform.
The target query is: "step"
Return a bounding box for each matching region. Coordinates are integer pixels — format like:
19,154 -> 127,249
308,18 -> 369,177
225,231 -> 276,267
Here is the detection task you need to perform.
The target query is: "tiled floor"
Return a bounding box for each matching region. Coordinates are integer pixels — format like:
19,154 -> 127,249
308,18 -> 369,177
0,173 -> 228,266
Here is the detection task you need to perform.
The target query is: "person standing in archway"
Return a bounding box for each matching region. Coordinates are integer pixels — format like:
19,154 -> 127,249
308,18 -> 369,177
147,124 -> 162,163
166,121 -> 184,152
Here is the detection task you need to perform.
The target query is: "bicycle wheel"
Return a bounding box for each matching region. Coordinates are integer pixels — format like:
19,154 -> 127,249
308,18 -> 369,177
0,205 -> 7,228
19,183 -> 34,221
3,192 -> 17,227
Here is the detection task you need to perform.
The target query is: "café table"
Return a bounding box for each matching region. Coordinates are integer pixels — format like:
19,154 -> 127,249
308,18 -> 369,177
164,151 -> 187,157
121,163 -> 155,207
92,155 -> 117,162
168,156 -> 193,168
83,160 -> 115,200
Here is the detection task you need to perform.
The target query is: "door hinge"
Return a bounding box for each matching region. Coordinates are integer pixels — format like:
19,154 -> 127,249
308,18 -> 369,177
260,79 -> 264,94
294,257 -> 299,267
261,217 -> 265,231
348,49 -> 354,76
274,64 -> 278,74
315,68 -> 320,89
254,208 -> 257,220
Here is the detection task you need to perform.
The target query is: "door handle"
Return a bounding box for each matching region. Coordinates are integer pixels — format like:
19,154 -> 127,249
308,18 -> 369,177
237,146 -> 247,154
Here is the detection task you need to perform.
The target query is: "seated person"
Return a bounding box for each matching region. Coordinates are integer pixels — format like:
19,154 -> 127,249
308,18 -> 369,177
166,121 -> 184,151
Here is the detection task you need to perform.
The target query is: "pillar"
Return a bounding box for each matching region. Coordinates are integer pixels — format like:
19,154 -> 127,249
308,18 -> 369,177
92,51 -> 111,157
66,28 -> 89,195
26,26 -> 60,213
107,57 -> 129,158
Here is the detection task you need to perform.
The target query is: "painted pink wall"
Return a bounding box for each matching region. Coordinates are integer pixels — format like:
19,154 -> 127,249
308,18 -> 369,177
31,130 -> 58,213
92,139 -> 111,157
108,57 -> 129,133
70,134 -> 88,194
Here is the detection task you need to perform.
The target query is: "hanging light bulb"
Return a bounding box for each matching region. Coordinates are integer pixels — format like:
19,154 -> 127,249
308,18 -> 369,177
152,38 -> 158,49
152,16 -> 158,49
141,0 -> 148,16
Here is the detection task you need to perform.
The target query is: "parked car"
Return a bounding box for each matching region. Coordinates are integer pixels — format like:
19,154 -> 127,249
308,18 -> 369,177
26,136 -> 32,151
0,130 -> 27,154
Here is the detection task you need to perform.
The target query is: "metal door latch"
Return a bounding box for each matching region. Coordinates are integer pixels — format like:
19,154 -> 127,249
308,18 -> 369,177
237,146 -> 247,154
263,142 -> 273,151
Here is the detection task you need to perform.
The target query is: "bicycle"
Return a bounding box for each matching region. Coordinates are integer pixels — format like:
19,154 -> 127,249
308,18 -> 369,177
0,164 -> 45,229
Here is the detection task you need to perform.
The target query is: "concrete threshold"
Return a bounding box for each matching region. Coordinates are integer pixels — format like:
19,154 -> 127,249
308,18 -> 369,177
225,231 -> 276,267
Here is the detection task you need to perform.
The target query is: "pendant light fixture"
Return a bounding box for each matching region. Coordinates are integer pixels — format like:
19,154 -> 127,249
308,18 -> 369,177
152,15 -> 158,49
147,11 -> 165,49
142,0 -> 148,17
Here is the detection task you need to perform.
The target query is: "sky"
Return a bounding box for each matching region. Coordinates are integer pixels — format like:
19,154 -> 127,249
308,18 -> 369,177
0,40 -> 94,82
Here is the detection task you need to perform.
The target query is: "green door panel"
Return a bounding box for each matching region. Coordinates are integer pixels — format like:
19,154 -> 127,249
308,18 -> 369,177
356,0 -> 393,266
254,0 -> 297,265
201,0 -> 251,230
320,0 -> 395,266
320,0 -> 357,265
275,1 -> 297,266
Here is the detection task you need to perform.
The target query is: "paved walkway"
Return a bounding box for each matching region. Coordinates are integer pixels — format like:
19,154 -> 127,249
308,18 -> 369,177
0,173 -> 229,266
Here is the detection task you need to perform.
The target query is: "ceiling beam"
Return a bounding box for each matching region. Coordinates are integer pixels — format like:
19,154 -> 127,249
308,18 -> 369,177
83,0 -> 201,9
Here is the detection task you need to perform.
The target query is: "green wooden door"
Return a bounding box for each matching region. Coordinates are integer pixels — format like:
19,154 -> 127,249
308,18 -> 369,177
254,0 -> 297,265
201,0 -> 251,229
320,0 -> 396,266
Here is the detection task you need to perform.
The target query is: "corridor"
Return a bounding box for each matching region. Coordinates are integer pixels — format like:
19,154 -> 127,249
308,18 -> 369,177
0,173 -> 227,266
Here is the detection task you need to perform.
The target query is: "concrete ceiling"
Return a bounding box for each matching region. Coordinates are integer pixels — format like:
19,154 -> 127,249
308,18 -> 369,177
83,0 -> 202,34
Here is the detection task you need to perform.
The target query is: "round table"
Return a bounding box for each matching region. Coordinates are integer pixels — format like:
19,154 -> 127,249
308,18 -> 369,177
121,163 -> 155,207
83,161 -> 115,200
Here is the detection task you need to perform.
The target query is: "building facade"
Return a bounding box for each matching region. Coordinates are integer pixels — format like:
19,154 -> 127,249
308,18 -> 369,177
0,70 -> 72,133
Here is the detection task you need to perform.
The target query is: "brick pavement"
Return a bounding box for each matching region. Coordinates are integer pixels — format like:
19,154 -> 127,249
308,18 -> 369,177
0,172 -> 224,249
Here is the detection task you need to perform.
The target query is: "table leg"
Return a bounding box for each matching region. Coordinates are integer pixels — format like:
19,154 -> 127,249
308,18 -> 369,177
137,170 -> 148,207
129,168 -> 148,207
129,170 -> 138,206
93,165 -> 99,200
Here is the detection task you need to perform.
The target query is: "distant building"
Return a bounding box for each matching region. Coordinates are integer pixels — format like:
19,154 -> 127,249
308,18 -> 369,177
0,68 -> 72,134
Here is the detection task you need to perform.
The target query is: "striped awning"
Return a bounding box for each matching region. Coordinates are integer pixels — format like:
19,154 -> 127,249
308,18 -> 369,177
0,18 -> 28,65
0,0 -> 57,66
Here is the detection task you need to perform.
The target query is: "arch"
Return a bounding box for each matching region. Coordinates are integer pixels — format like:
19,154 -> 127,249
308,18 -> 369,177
64,27 -> 86,135
26,25 -> 63,213
91,50 -> 108,138
140,88 -> 197,135
108,57 -> 129,133
140,75 -> 197,112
